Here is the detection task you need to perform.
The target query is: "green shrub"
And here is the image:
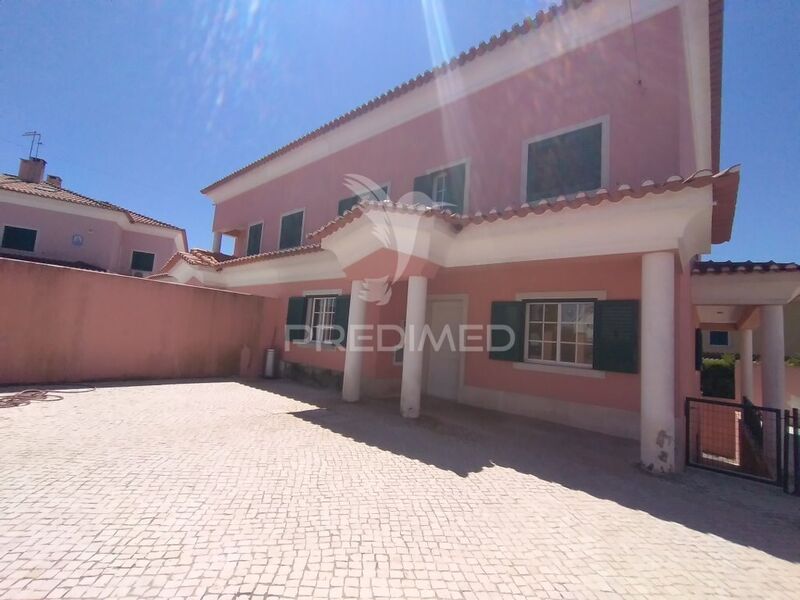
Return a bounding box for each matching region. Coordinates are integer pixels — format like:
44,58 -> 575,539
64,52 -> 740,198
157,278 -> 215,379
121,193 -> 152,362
787,354 -> 800,367
701,356 -> 735,399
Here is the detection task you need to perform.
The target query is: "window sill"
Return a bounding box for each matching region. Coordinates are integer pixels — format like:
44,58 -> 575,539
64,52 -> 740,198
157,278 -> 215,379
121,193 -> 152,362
288,341 -> 342,351
512,361 -> 606,379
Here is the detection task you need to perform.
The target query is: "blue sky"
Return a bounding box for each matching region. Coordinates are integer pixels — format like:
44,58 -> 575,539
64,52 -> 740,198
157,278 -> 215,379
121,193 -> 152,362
1,1 -> 798,260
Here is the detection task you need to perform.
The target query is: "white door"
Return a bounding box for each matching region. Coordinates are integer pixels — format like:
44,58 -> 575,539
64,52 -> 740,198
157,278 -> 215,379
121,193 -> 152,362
424,299 -> 464,400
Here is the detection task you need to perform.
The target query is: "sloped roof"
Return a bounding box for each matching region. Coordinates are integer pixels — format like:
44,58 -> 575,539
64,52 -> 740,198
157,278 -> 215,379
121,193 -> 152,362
0,174 -> 184,233
0,252 -> 105,272
202,0 -> 725,195
693,261 -> 800,275
308,167 -> 740,242
157,244 -> 323,275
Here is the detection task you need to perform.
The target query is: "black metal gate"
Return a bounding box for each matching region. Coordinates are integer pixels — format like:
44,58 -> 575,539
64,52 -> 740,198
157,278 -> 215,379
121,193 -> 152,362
783,408 -> 800,496
685,397 -> 784,486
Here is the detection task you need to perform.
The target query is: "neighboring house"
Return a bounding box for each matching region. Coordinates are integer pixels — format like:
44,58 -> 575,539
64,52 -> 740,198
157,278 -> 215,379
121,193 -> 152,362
702,298 -> 800,357
1,157 -> 186,275
157,0 -> 800,473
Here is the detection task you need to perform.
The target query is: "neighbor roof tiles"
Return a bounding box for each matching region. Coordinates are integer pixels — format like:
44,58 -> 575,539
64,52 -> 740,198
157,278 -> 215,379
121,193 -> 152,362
0,174 -> 184,232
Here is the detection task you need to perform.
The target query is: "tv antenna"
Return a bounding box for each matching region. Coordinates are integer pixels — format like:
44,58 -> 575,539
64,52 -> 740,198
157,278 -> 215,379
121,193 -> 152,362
22,131 -> 43,159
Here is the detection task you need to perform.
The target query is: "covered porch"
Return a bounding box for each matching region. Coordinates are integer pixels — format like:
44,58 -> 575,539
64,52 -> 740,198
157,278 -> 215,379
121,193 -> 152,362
692,260 -> 800,410
312,171 -> 740,474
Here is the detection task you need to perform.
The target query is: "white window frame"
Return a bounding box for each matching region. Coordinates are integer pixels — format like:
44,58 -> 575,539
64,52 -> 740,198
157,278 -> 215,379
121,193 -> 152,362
519,115 -> 610,203
523,299 -> 595,369
129,249 -> 156,274
424,158 -> 470,214
278,208 -> 305,250
305,295 -> 337,344
432,172 -> 447,206
1,224 -> 38,253
246,221 -> 264,256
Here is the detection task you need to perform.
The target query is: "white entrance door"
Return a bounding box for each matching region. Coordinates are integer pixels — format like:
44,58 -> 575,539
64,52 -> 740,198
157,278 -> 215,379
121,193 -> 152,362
424,298 -> 464,400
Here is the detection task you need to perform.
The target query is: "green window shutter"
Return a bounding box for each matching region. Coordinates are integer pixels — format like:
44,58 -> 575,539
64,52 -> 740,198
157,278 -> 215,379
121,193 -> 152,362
413,173 -> 435,203
527,122 -> 602,203
489,301 -> 525,362
285,296 -> 308,341
445,163 -> 466,214
246,223 -> 263,256
279,212 -> 304,250
333,295 -> 351,346
338,196 -> 359,216
338,186 -> 388,216
593,300 -> 639,374
694,328 -> 703,371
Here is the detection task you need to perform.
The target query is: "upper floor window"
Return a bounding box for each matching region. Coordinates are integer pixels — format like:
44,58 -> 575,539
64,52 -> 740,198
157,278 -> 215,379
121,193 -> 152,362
432,172 -> 447,205
246,223 -> 263,256
525,300 -> 594,367
279,210 -> 304,250
525,122 -> 603,203
413,162 -> 467,214
130,251 -> 155,273
1,225 -> 37,252
338,185 -> 389,216
709,330 -> 729,347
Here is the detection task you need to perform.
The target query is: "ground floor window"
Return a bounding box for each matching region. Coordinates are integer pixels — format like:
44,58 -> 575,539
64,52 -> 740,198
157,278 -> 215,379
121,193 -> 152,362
308,296 -> 336,343
1,225 -> 37,252
525,301 -> 594,366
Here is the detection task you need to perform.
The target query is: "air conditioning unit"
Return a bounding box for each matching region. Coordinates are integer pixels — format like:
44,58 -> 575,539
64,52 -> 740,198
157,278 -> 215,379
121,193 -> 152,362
131,270 -> 150,278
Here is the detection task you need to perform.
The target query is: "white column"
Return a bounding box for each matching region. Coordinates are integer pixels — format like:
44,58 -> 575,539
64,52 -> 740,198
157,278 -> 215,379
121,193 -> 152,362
761,305 -> 785,411
640,252 -> 676,473
740,328 -> 754,402
400,275 -> 428,418
212,232 -> 222,253
342,280 -> 367,403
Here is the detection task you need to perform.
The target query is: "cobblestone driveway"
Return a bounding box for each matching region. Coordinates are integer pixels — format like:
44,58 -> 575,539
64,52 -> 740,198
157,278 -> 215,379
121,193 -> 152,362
0,380 -> 798,599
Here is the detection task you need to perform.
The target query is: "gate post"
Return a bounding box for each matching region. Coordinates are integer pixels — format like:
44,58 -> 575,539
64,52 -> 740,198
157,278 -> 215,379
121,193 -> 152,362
794,408 -> 800,496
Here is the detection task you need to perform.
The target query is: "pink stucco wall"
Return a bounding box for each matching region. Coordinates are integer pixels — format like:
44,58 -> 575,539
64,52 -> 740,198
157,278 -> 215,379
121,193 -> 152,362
242,253 -> 655,413
428,255 -> 643,412
214,8 -> 691,255
0,200 -> 182,273
0,258 -> 275,385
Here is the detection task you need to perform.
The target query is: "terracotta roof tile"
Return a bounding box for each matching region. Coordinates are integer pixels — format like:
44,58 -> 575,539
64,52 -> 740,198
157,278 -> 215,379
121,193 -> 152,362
308,167 -> 741,242
157,244 -> 323,275
0,252 -> 105,272
692,261 -> 800,275
0,174 -> 184,233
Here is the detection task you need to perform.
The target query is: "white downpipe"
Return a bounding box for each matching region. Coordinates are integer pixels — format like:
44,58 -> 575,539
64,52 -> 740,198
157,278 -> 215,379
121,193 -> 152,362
740,328 -> 754,402
342,280 -> 367,403
761,305 -> 786,411
400,275 -> 428,418
640,252 -> 676,473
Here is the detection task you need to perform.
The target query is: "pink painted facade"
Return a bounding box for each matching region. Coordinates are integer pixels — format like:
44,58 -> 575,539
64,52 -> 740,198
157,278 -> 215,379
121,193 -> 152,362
212,8 -> 693,254
158,0 -> 743,471
0,164 -> 186,274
